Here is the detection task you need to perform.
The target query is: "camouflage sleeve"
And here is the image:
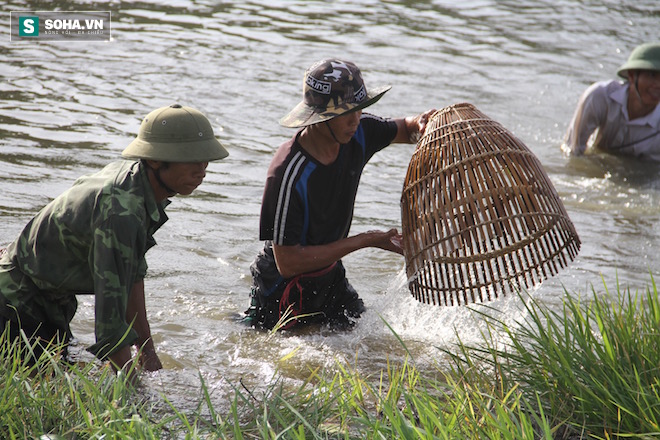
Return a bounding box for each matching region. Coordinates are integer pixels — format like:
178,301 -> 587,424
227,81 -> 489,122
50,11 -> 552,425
137,254 -> 148,279
86,213 -> 144,360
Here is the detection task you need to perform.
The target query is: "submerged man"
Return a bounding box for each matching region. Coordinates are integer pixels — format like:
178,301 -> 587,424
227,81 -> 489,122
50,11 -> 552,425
563,42 -> 660,160
0,104 -> 228,375
245,58 -> 435,330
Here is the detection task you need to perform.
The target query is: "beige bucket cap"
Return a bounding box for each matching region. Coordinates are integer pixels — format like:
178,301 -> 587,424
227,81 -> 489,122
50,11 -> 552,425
122,104 -> 229,162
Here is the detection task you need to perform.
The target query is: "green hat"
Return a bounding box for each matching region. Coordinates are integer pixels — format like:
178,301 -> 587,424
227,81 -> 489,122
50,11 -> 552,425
617,42 -> 660,79
122,104 -> 229,162
280,59 -> 391,128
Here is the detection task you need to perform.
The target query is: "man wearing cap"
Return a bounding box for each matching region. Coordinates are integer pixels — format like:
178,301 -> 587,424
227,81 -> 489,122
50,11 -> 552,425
563,42 -> 660,160
245,59 -> 435,330
0,104 -> 228,376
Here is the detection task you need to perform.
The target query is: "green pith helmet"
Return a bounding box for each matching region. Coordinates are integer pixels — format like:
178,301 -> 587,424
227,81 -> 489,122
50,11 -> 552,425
279,59 -> 391,128
617,42 -> 660,79
122,104 -> 229,162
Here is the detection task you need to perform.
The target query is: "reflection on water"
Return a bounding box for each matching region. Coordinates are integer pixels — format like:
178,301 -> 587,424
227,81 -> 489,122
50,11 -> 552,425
1,0 -> 659,412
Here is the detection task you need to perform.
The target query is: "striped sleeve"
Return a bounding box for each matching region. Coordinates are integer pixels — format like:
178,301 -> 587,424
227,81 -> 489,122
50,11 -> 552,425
273,151 -> 306,245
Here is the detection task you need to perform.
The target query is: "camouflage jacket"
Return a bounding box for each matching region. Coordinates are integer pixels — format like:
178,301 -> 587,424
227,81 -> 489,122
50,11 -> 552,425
0,160 -> 169,359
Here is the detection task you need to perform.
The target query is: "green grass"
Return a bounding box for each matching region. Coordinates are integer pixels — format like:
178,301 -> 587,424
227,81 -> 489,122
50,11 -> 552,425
445,276 -> 660,439
0,332 -> 165,438
2,276 -> 659,438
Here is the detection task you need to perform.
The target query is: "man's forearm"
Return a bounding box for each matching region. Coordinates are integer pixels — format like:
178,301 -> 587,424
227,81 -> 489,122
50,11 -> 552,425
126,280 -> 153,346
272,229 -> 401,279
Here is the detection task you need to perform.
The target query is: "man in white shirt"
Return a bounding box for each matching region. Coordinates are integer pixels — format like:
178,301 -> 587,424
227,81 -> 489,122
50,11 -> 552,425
563,42 -> 660,160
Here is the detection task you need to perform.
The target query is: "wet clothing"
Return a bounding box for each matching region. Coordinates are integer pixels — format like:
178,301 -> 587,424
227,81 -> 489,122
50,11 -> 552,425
0,160 -> 169,360
248,113 -> 398,329
564,80 -> 660,160
249,245 -> 365,329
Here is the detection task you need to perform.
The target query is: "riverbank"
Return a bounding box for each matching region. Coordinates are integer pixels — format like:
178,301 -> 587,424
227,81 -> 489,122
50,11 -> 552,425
2,276 -> 658,439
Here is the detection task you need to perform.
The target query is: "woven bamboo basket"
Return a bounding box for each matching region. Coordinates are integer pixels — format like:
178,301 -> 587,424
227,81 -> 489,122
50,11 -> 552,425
401,103 -> 580,306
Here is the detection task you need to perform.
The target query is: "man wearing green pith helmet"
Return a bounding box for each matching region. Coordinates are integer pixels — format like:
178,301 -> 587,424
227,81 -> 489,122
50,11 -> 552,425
564,42 -> 660,160
0,104 -> 228,377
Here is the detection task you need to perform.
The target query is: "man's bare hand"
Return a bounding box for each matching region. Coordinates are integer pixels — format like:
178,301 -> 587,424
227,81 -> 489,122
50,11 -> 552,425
363,228 -> 404,255
138,347 -> 163,372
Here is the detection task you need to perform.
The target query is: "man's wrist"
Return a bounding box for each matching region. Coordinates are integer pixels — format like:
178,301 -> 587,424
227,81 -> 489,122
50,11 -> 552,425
406,116 -> 420,143
137,337 -> 156,354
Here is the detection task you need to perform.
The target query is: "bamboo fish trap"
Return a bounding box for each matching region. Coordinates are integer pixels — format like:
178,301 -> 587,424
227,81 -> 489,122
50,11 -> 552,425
401,103 -> 580,306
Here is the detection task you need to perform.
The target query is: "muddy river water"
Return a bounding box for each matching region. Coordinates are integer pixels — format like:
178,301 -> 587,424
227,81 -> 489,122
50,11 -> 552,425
1,0 -> 658,411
